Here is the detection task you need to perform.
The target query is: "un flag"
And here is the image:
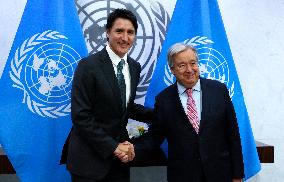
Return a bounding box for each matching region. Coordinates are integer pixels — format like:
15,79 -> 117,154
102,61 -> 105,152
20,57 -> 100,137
145,0 -> 261,180
0,0 -> 88,181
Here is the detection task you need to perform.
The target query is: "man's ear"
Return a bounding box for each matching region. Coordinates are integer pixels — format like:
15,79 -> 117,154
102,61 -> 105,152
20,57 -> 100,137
170,66 -> 175,75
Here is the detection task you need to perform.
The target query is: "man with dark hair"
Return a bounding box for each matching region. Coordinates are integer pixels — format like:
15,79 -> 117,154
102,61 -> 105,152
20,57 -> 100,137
61,8 -> 153,182
135,42 -> 244,182
106,8 -> 138,33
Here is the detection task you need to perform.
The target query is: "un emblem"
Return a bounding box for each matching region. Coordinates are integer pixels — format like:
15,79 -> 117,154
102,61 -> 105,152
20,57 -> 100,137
10,30 -> 81,118
164,36 -> 234,98
76,0 -> 170,100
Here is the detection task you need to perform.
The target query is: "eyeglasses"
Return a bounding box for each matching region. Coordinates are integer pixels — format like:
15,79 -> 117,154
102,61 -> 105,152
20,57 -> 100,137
173,61 -> 198,71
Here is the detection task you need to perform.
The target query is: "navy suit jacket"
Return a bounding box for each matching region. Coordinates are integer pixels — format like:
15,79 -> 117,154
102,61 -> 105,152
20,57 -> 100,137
135,78 -> 244,182
61,48 -> 153,179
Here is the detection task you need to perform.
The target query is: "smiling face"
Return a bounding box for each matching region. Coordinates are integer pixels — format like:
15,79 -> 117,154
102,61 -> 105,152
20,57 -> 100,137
170,48 -> 200,88
106,18 -> 136,58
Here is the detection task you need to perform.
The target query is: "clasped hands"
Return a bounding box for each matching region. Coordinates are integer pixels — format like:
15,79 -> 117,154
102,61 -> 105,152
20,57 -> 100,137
114,141 -> 135,163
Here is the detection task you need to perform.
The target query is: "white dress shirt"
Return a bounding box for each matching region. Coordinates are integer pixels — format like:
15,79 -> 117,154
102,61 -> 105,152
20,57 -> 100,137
177,80 -> 202,121
106,44 -> 131,105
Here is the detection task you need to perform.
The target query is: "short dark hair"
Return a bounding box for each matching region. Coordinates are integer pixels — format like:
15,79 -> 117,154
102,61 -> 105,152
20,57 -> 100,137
106,9 -> 138,34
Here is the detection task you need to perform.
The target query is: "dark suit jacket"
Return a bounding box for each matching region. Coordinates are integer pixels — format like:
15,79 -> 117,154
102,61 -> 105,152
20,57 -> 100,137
135,78 -> 244,182
61,48 -> 153,180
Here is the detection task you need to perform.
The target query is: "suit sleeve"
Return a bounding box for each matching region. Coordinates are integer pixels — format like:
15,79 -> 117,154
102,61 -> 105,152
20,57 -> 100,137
71,60 -> 117,159
224,84 -> 245,178
133,96 -> 166,163
127,60 -> 155,123
128,103 -> 154,124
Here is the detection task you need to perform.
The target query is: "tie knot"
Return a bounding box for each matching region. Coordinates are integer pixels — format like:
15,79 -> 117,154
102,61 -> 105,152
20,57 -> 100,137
186,88 -> 193,96
118,59 -> 125,70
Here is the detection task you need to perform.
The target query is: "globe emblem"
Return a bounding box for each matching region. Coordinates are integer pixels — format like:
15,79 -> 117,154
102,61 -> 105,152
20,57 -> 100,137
25,42 -> 81,104
76,0 -> 169,101
76,0 -> 156,64
197,46 -> 231,85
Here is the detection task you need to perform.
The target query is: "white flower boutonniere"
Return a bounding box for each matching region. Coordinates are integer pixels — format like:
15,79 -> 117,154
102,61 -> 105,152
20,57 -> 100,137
127,121 -> 149,139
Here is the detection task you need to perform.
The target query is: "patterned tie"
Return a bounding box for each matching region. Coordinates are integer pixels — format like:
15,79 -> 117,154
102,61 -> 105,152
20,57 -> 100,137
186,88 -> 199,133
117,59 -> 126,108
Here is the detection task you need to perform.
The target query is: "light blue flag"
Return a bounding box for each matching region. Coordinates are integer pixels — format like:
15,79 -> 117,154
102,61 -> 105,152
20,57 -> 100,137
0,0 -> 88,181
145,0 -> 261,180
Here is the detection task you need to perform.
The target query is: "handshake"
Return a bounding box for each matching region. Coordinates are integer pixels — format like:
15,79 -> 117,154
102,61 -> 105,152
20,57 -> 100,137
113,141 -> 135,163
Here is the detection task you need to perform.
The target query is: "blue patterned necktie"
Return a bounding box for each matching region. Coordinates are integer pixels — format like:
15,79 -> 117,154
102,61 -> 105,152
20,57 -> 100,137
117,59 -> 126,108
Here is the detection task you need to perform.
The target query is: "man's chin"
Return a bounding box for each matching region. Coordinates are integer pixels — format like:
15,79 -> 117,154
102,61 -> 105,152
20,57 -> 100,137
119,49 -> 129,55
184,81 -> 196,88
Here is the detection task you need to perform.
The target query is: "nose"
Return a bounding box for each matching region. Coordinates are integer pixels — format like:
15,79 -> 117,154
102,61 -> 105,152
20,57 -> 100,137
185,64 -> 193,72
121,32 -> 128,41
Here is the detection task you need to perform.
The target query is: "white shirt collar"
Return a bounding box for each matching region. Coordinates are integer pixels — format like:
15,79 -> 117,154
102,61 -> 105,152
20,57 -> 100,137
106,44 -> 128,66
177,79 -> 201,95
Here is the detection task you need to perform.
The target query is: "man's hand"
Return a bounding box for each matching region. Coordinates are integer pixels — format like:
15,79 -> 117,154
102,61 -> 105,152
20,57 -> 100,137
122,141 -> 135,161
113,141 -> 135,163
114,144 -> 128,163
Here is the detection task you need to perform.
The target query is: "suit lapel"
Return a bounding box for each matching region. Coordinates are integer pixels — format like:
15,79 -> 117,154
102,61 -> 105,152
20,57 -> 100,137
99,48 -> 123,111
127,58 -> 137,105
171,83 -> 198,132
172,83 -> 186,114
199,78 -> 209,134
173,80 -> 209,135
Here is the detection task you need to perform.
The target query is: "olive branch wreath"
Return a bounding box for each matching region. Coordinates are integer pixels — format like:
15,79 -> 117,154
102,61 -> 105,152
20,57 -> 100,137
9,30 -> 73,118
136,2 -> 170,99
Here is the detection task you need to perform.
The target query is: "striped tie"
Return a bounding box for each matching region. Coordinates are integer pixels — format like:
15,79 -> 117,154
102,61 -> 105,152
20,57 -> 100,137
186,88 -> 199,133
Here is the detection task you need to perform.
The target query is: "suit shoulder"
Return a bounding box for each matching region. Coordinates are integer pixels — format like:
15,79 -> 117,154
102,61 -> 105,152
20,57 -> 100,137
128,57 -> 141,67
201,78 -> 230,99
127,57 -> 141,75
156,84 -> 176,99
202,78 -> 227,89
77,49 -> 106,68
76,55 -> 94,70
